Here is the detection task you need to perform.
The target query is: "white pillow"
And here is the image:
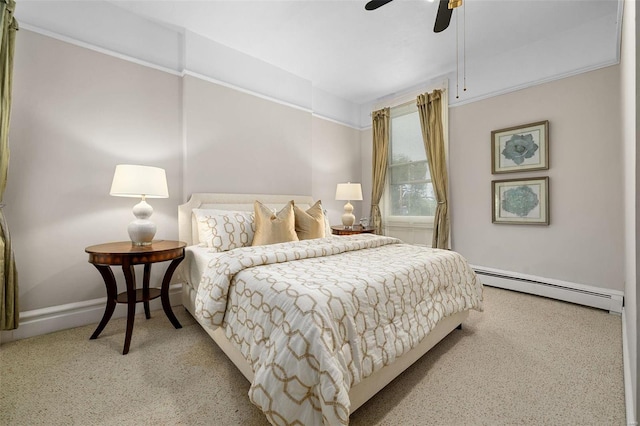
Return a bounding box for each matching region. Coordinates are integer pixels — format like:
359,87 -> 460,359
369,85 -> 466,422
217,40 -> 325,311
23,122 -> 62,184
192,209 -> 256,251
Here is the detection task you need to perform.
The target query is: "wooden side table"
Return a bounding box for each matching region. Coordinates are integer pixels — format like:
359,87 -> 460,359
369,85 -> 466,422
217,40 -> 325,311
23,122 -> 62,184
331,225 -> 376,236
85,240 -> 187,354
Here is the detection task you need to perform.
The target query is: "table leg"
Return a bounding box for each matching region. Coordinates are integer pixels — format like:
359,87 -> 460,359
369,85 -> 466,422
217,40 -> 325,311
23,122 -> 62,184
90,265 -> 117,340
143,263 -> 152,319
160,256 -> 183,329
122,260 -> 137,355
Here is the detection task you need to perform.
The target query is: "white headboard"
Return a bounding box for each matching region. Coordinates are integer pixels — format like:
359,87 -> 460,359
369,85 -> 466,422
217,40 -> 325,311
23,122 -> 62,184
178,193 -> 316,246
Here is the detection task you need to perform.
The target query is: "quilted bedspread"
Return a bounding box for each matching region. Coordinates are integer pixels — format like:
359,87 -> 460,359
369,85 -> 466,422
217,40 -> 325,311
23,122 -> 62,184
195,234 -> 483,425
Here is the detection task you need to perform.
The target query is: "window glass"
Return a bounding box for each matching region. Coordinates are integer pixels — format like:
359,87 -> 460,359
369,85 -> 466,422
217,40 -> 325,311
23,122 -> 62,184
388,104 -> 436,217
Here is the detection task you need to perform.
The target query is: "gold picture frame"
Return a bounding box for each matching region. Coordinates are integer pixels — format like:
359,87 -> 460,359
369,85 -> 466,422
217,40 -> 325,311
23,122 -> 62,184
491,120 -> 549,174
492,177 -> 549,225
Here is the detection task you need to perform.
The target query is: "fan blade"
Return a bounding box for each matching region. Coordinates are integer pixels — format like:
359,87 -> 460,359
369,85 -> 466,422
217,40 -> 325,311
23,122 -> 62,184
365,0 -> 394,11
433,0 -> 453,32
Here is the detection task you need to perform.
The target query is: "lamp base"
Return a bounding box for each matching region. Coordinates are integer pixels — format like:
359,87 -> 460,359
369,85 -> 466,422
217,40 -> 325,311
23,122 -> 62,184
341,201 -> 356,228
128,199 -> 156,246
128,220 -> 156,246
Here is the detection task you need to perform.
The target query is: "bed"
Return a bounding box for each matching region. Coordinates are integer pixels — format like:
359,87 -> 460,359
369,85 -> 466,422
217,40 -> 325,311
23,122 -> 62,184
176,193 -> 483,425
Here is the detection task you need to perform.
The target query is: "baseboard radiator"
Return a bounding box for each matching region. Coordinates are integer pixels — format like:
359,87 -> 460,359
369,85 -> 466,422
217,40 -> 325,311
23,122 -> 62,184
472,265 -> 624,314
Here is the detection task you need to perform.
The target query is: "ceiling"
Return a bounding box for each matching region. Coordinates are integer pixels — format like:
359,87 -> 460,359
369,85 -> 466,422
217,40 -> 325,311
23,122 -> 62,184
107,0 -> 621,105
14,0 -> 621,113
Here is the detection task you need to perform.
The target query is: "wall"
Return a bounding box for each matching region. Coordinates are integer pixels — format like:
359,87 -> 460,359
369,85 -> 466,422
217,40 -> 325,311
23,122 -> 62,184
311,116 -> 362,225
621,0 -> 638,421
361,70 -> 624,267
0,28 -> 364,343
182,74 -> 364,225
5,30 -> 183,313
449,65 -> 624,291
182,74 -> 312,198
1,29 -> 363,341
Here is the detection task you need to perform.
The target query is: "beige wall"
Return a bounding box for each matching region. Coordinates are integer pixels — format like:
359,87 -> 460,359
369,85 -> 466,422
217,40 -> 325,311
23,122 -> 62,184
5,30 -> 362,316
182,74 -> 363,225
449,65 -> 623,290
183,75 -> 313,198
621,0 -> 637,418
311,116 -> 362,225
359,66 -> 626,290
6,30 -> 183,312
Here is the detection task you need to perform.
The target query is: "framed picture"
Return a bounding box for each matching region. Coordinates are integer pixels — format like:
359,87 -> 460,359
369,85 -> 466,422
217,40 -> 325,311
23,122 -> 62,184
491,120 -> 549,174
492,177 -> 549,225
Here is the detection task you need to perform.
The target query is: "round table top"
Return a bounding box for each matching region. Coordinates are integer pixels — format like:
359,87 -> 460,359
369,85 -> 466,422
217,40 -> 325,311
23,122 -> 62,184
330,225 -> 375,235
85,240 -> 187,255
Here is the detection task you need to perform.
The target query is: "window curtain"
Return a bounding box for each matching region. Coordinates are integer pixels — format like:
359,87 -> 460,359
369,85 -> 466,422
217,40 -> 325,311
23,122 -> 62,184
417,90 -> 449,249
1,0 -> 18,330
370,108 -> 390,235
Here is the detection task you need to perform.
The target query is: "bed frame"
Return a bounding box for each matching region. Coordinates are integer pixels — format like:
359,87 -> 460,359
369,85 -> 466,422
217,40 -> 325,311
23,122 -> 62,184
177,193 -> 469,413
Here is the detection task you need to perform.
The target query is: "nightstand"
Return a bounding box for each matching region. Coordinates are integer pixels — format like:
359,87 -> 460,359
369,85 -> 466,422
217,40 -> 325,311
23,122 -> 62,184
331,225 -> 376,236
85,240 -> 186,354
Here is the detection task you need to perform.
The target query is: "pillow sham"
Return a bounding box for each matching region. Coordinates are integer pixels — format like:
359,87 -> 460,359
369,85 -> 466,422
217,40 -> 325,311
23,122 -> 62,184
193,209 -> 255,251
293,200 -> 326,240
252,200 -> 299,246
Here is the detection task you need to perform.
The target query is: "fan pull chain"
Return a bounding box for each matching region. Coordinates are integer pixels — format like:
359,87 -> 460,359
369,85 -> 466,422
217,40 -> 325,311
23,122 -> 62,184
463,0 -> 467,92
455,8 -> 459,99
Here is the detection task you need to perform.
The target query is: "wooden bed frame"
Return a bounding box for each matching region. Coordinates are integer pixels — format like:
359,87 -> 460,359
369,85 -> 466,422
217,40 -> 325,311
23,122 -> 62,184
177,193 -> 469,413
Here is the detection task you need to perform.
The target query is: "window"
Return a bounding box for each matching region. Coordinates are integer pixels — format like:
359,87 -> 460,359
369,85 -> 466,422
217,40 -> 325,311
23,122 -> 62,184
385,102 -> 436,220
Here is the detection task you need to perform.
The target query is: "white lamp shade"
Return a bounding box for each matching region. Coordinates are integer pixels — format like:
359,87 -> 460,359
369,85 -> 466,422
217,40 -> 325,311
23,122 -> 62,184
335,183 -> 363,201
110,164 -> 168,246
110,165 -> 169,198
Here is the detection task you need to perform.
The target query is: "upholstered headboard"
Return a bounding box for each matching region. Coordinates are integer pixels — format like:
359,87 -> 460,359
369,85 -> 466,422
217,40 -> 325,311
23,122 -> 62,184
178,193 -> 315,246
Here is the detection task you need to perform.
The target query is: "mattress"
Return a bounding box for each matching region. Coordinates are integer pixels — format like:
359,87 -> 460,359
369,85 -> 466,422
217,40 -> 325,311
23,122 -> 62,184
184,245 -> 224,293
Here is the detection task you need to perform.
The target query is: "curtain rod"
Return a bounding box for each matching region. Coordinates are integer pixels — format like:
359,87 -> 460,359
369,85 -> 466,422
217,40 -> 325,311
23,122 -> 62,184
370,84 -> 448,115
372,81 -> 447,112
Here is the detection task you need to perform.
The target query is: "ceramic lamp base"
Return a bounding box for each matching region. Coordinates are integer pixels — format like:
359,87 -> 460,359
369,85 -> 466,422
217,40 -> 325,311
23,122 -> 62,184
341,201 -> 356,228
128,198 -> 157,245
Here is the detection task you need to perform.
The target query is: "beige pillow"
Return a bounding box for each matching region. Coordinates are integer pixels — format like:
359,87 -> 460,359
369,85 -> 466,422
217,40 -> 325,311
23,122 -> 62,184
252,200 -> 299,246
294,200 -> 326,240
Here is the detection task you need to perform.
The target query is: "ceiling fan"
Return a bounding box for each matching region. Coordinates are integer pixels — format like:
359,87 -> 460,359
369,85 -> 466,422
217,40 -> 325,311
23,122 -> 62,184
365,0 -> 462,33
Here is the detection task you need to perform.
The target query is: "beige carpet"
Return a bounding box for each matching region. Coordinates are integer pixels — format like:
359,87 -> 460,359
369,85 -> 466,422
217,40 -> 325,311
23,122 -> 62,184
0,287 -> 625,425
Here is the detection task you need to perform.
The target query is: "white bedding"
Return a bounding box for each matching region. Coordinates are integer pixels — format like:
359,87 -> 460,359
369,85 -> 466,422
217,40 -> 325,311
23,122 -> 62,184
193,234 -> 483,425
184,245 -> 225,291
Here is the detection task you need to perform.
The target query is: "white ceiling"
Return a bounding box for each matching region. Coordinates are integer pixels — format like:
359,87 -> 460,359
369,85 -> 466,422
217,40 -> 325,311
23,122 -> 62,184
14,0 -> 621,121
106,0 -> 621,104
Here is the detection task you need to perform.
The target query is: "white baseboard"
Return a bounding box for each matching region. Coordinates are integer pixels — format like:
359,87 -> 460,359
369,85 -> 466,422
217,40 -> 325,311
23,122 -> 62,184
622,309 -> 638,425
471,265 -> 624,314
4,268 -> 624,343
0,284 -> 183,344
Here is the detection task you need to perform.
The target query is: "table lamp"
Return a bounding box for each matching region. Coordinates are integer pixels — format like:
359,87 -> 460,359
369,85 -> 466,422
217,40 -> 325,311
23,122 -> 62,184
335,182 -> 363,228
110,164 -> 169,246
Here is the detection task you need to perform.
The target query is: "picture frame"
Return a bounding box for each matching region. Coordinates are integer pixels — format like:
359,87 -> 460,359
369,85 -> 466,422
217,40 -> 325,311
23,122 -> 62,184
491,120 -> 549,174
492,177 -> 549,225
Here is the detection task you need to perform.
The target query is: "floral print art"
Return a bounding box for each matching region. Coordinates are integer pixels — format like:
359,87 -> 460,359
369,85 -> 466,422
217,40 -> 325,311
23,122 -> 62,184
501,185 -> 539,217
501,133 -> 539,165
